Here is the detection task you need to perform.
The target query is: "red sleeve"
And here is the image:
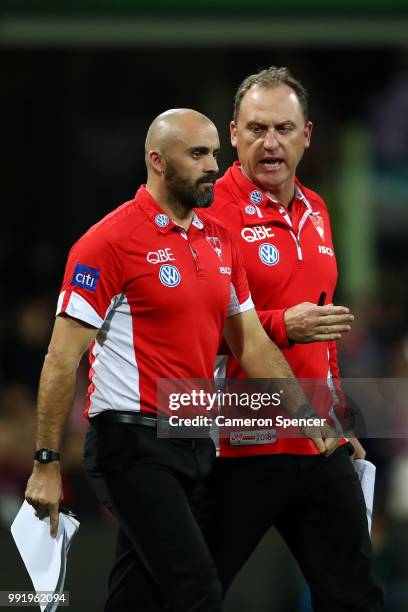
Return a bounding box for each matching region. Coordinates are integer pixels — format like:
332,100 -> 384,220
56,231 -> 124,328
257,309 -> 291,349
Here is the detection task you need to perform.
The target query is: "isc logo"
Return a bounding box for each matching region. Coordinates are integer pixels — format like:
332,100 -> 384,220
241,226 -> 274,243
318,246 -> 334,256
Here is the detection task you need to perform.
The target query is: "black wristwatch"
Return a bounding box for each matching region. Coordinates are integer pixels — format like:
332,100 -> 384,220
295,403 -> 319,420
34,448 -> 61,463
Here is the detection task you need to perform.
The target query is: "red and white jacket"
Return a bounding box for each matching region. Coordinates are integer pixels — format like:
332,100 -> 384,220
207,162 -> 343,456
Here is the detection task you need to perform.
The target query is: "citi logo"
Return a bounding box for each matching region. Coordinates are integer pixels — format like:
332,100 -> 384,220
71,263 -> 100,292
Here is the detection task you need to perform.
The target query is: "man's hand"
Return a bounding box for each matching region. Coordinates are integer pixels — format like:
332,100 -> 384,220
284,302 -> 354,343
302,420 -> 339,456
25,462 -> 63,537
322,432 -> 340,456
347,437 -> 366,460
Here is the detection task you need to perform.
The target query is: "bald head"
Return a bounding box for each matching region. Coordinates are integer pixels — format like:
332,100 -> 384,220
144,108 -> 220,211
145,108 -> 215,160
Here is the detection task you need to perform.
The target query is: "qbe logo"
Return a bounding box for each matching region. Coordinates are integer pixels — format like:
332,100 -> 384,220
71,263 -> 100,292
155,213 -> 170,228
159,264 -> 181,287
249,190 -> 263,204
259,243 -> 279,266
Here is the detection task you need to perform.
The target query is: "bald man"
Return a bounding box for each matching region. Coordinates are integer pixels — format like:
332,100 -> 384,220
25,109 -> 331,611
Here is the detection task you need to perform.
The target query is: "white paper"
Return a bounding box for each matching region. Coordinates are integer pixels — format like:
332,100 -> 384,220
11,501 -> 79,611
353,459 -> 376,535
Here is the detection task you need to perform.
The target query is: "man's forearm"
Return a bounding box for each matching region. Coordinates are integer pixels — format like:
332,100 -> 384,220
239,336 -> 312,417
36,352 -> 78,451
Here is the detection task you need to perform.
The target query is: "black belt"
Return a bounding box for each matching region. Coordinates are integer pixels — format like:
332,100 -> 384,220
92,411 -> 158,428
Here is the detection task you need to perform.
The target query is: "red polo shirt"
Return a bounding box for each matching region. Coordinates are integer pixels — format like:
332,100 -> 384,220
57,185 -> 253,417
208,162 -> 343,456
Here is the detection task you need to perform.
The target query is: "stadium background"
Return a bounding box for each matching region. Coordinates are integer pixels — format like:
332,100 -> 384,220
1,1 -> 408,610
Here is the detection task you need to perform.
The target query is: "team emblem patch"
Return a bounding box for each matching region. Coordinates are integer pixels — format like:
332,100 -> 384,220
159,264 -> 181,287
245,205 -> 256,215
155,213 -> 170,228
259,243 -> 279,266
207,236 -> 223,260
311,214 -> 325,241
71,263 -> 100,292
249,190 -> 263,205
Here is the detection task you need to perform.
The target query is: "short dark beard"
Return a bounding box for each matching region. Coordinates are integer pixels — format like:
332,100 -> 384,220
164,162 -> 217,210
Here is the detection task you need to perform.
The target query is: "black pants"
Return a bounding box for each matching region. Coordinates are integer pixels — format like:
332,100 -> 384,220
83,420 -> 221,612
205,446 -> 384,612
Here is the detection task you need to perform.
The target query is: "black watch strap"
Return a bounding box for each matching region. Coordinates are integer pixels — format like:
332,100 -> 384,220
34,448 -> 61,463
295,404 -> 319,420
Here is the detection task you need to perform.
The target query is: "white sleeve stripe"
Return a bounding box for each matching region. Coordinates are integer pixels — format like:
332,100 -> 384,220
226,286 -> 254,318
239,295 -> 255,313
56,291 -> 66,314
56,291 -> 104,328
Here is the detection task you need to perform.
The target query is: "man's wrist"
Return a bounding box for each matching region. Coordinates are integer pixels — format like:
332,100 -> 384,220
294,403 -> 319,420
34,448 -> 61,464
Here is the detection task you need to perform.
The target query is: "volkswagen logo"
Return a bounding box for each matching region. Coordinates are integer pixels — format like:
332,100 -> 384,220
155,213 -> 170,228
159,264 -> 181,287
259,243 -> 279,266
249,190 -> 263,205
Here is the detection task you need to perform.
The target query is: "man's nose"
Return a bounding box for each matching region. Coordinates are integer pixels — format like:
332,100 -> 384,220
205,155 -> 219,173
263,130 -> 279,151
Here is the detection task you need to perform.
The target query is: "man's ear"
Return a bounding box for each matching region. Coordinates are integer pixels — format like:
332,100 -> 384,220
230,121 -> 238,148
304,121 -> 313,150
148,149 -> 165,175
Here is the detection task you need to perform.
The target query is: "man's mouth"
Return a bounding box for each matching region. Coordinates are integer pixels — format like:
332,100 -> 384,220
198,182 -> 214,188
197,174 -> 217,187
259,158 -> 284,170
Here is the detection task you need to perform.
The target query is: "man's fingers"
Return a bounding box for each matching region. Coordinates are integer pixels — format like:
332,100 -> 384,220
313,334 -> 342,341
348,437 -> 366,460
312,437 -> 325,453
314,324 -> 352,334
324,437 -> 339,456
35,505 -> 47,519
49,505 -> 60,538
316,313 -> 354,325
318,305 -> 351,315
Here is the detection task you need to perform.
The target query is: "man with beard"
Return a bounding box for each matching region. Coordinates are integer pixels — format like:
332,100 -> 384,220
24,108 -> 331,612
205,68 -> 384,611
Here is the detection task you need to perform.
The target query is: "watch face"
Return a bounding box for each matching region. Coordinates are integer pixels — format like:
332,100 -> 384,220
39,450 -> 49,463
